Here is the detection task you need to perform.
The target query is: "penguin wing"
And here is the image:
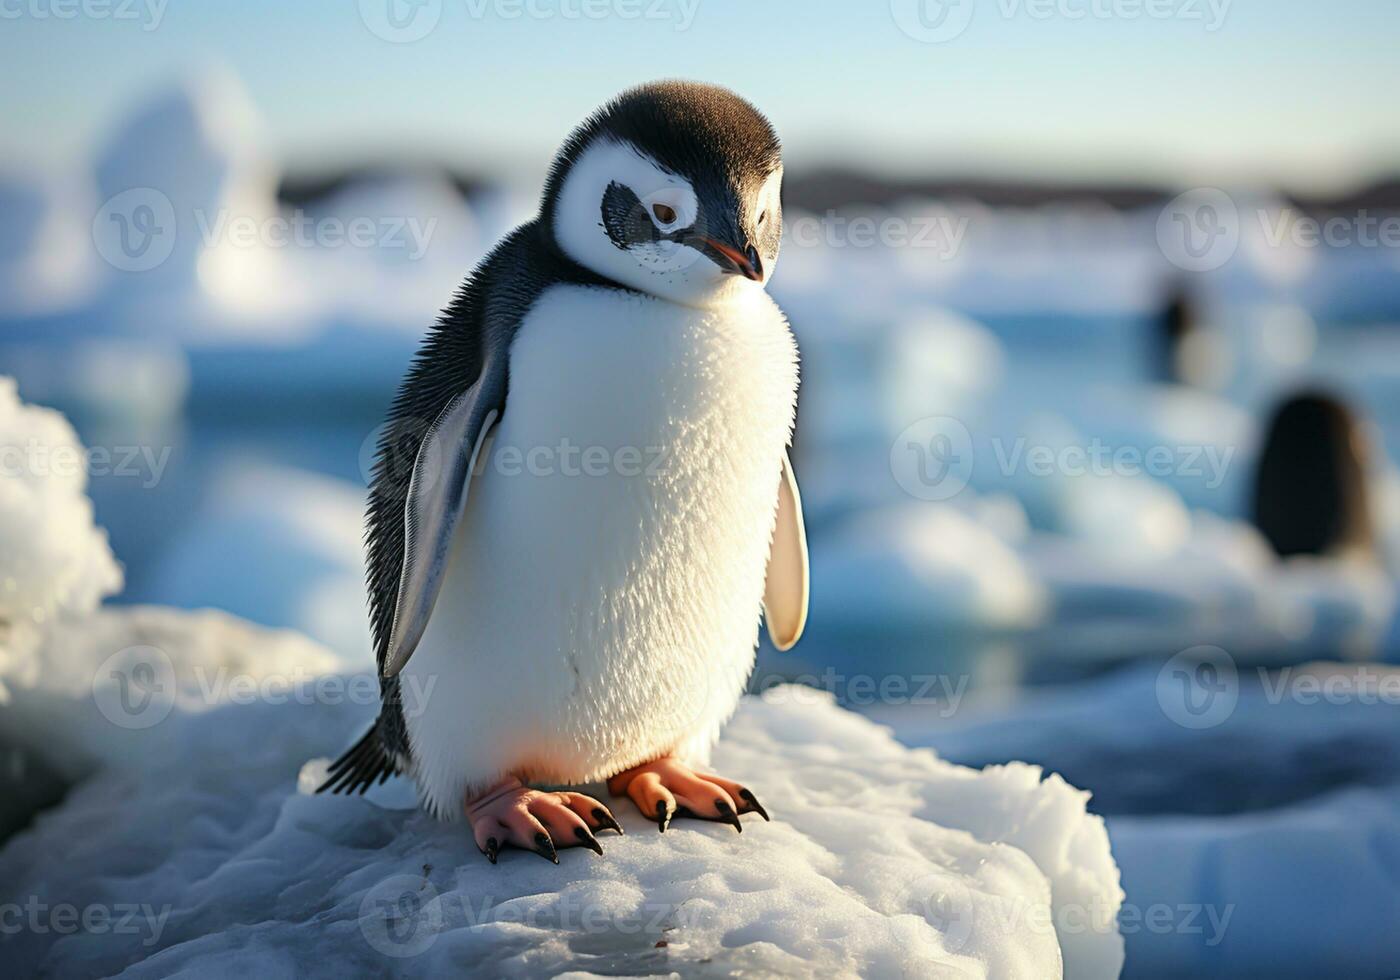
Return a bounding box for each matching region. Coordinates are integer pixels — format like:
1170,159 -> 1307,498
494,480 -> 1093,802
763,450 -> 808,651
382,379 -> 502,677
365,229 -> 535,681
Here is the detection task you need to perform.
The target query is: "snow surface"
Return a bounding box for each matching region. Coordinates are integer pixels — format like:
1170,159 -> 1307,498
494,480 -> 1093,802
0,606 -> 1124,978
0,379 -> 123,693
880,660 -> 1400,977
0,604 -> 346,781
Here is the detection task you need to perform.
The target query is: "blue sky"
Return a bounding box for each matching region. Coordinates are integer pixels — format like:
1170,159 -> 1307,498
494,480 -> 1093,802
2,0 -> 1397,191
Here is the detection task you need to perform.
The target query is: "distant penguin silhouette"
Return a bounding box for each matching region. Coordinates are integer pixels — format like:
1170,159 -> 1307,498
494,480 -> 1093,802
1252,393 -> 1373,558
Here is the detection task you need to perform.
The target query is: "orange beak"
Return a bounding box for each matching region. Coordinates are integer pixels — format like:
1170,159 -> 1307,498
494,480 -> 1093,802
699,237 -> 763,281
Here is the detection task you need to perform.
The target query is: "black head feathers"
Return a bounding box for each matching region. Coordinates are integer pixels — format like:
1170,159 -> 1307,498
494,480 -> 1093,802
542,81 -> 781,223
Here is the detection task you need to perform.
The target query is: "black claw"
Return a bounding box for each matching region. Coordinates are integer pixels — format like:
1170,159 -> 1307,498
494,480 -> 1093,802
592,807 -> 625,835
655,799 -> 672,833
534,831 -> 559,864
574,825 -> 604,856
715,799 -> 742,833
738,788 -> 770,822
485,837 -> 499,865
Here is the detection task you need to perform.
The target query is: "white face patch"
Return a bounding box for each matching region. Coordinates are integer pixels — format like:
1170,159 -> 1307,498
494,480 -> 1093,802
553,138 -> 754,307
756,168 -> 782,225
753,167 -> 783,283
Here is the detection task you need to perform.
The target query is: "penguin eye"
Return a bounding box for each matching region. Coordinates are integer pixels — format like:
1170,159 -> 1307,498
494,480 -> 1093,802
651,203 -> 677,224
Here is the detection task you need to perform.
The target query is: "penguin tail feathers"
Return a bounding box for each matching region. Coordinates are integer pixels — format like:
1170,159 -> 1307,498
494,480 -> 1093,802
317,722 -> 399,795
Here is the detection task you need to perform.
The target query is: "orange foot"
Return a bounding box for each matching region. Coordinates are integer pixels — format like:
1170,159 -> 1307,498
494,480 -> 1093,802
465,777 -> 623,864
607,755 -> 770,833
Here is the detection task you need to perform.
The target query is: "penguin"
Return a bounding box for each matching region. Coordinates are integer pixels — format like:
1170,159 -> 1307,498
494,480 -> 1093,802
319,80 -> 808,864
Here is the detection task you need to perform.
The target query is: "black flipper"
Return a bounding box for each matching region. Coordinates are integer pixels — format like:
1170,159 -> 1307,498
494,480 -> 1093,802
317,719 -> 399,795
319,222 -> 618,792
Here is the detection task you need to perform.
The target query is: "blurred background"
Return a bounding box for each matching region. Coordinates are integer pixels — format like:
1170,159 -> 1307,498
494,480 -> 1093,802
4,1 -> 1400,974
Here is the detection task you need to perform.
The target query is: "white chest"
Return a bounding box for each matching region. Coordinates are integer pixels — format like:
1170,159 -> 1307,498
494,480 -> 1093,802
403,282 -> 799,809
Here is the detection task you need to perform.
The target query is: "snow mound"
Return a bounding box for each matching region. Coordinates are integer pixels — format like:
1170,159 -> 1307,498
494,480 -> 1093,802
887,660 -> 1400,976
93,69 -> 276,295
0,604 -> 346,782
0,379 -> 122,691
0,652 -> 1122,978
812,503 -> 1047,633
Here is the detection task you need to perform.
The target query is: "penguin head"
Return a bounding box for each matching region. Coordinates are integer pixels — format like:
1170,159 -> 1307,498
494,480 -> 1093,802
543,81 -> 783,306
